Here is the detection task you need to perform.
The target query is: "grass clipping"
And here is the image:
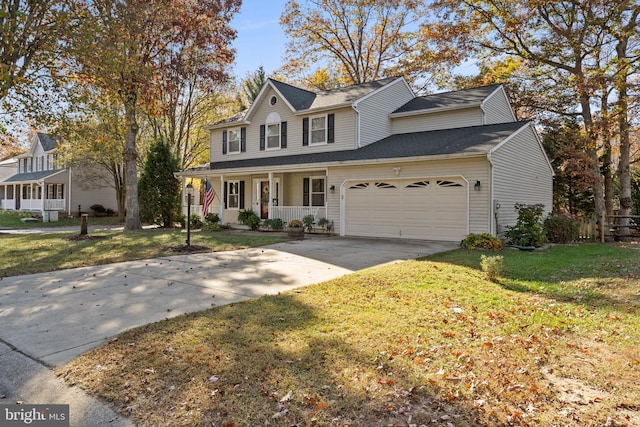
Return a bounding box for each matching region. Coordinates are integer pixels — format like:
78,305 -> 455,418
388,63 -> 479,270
57,247 -> 640,426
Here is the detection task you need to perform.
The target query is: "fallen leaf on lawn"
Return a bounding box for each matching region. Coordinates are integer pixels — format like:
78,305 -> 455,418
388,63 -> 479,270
209,375 -> 219,383
143,368 -> 155,374
316,402 -> 328,410
280,390 -> 293,403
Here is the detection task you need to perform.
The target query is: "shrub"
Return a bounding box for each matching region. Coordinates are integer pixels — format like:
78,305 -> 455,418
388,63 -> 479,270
460,233 -> 503,251
90,204 -> 106,214
302,215 -> 315,232
237,209 -> 260,230
480,254 -> 503,283
544,213 -> 580,243
205,213 -> 220,225
504,203 -> 547,247
189,214 -> 203,229
263,218 -> 284,230
318,218 -> 330,229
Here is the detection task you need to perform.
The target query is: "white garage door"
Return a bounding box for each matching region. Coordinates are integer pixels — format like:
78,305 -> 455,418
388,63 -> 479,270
344,177 -> 468,241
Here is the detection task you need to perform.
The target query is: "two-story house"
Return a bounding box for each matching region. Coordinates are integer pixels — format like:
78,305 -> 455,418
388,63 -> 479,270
177,76 -> 553,242
0,132 -> 117,218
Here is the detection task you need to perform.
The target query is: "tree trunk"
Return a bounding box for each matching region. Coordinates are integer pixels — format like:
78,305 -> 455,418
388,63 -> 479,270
579,90 -> 605,227
615,37 -> 632,241
600,88 -> 614,217
123,97 -> 142,230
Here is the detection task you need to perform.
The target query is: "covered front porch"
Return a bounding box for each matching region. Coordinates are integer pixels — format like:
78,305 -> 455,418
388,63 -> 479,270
0,180 -> 66,213
181,168 -> 331,226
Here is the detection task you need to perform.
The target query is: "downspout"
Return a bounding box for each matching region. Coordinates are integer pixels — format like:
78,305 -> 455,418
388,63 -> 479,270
487,152 -> 496,235
352,102 -> 361,148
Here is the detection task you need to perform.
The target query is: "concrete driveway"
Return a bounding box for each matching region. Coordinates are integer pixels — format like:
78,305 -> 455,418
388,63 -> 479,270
0,234 -> 457,426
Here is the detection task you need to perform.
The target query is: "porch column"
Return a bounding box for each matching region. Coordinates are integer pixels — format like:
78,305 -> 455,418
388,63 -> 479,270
40,181 -> 45,212
268,172 -> 273,219
219,175 -> 225,225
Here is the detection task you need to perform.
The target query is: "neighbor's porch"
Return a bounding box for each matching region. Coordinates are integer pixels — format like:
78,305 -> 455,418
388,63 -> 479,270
0,182 -> 66,212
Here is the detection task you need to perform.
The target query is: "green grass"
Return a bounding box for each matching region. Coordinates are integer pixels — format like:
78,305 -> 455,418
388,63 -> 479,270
0,229 -> 284,277
0,210 -> 122,228
57,243 -> 640,427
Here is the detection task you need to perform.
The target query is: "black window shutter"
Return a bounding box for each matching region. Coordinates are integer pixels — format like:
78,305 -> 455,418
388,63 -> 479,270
303,178 -> 310,206
222,130 -> 228,154
259,125 -> 265,151
327,113 -> 335,143
239,181 -> 245,209
302,118 -> 309,146
240,128 -> 246,152
281,121 -> 287,148
224,182 -> 228,208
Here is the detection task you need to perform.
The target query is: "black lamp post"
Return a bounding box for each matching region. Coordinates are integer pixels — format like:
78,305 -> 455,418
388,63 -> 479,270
186,182 -> 193,248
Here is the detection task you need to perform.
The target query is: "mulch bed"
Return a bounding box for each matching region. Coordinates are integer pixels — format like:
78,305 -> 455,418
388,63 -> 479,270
165,244 -> 210,253
65,234 -> 108,241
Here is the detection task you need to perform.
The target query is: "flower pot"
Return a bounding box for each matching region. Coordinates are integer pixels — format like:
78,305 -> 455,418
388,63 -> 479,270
287,227 -> 304,240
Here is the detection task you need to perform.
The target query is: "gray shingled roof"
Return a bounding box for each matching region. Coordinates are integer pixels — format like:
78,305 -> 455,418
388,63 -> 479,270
393,84 -> 502,114
2,169 -> 63,183
305,77 -> 398,110
37,133 -> 58,151
203,121 -> 528,171
269,79 -> 316,110
271,77 -> 399,112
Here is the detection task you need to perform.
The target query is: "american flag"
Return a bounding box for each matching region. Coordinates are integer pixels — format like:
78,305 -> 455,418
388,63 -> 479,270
202,178 -> 216,215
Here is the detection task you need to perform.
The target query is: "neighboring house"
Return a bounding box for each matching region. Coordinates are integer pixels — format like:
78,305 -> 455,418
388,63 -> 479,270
177,76 -> 553,242
0,132 -> 117,217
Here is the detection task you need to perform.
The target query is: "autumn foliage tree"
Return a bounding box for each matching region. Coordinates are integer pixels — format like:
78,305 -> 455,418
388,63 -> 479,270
428,0 -> 639,238
62,0 -> 240,230
0,0 -> 67,101
280,0 -> 422,87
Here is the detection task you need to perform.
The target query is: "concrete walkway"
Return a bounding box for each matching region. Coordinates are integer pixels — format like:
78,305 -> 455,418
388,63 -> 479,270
0,235 -> 457,426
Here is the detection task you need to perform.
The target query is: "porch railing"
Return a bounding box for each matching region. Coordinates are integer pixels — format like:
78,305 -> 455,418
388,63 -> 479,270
44,199 -> 65,211
272,206 -> 327,225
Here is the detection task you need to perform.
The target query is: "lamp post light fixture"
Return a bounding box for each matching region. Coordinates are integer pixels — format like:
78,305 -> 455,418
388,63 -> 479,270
474,180 -> 481,191
186,182 -> 193,248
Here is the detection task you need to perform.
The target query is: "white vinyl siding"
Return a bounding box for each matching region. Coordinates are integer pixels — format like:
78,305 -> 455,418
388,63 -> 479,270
356,78 -> 414,147
391,107 -> 483,134
482,88 -> 516,124
490,125 -> 553,231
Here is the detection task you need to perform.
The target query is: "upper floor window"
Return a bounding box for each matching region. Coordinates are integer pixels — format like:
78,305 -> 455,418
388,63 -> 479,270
260,112 -> 287,151
267,123 -> 281,149
303,113 -> 335,146
228,128 -> 241,154
222,128 -> 246,155
310,116 -> 326,144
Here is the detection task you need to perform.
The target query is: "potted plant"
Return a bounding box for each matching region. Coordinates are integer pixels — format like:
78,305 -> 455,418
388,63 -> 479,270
287,219 -> 304,239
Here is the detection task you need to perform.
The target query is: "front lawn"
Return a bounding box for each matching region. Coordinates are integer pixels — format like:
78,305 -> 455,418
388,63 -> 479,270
57,243 -> 640,426
0,229 -> 284,277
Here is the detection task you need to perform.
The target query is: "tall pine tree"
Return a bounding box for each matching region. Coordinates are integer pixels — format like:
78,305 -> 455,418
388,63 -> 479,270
138,138 -> 181,227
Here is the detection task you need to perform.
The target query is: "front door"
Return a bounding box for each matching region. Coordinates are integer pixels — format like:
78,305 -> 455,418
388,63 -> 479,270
260,181 -> 269,219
